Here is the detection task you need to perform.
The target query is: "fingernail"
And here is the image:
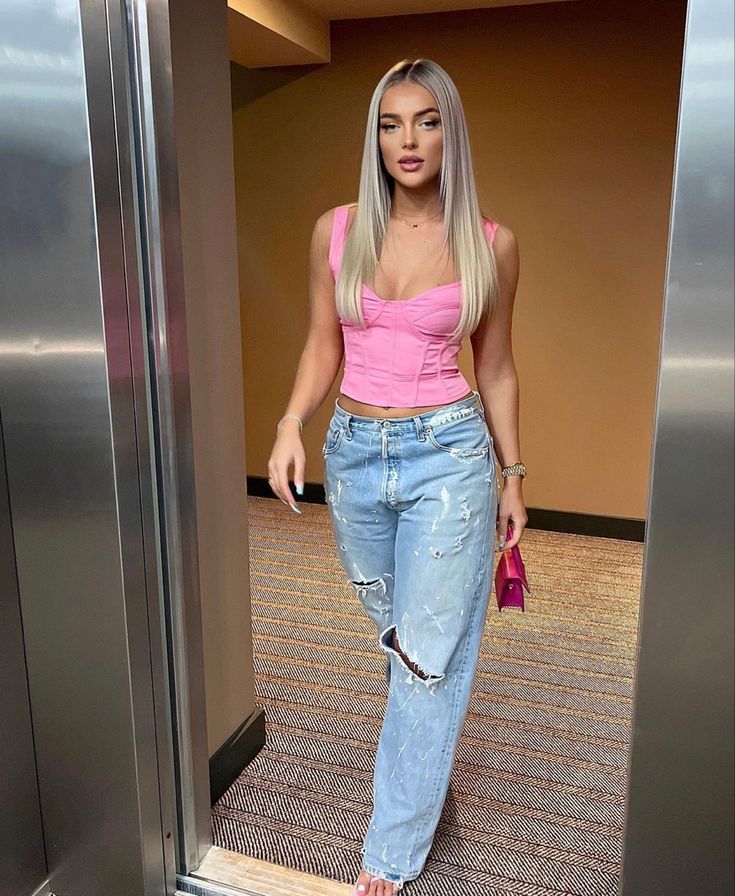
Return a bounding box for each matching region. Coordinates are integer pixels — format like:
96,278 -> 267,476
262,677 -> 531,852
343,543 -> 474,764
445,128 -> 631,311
290,504 -> 302,514
296,483 -> 303,495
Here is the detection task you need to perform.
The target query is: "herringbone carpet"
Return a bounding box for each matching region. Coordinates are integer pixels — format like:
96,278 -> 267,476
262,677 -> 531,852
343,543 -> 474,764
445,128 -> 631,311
211,496 -> 642,895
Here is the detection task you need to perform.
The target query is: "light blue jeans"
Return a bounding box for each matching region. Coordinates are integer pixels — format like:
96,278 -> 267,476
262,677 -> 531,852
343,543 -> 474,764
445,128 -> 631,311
322,389 -> 499,889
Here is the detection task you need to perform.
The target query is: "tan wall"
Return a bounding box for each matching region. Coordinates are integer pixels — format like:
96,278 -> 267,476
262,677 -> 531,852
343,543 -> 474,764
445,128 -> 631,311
171,0 -> 256,757
232,0 -> 687,520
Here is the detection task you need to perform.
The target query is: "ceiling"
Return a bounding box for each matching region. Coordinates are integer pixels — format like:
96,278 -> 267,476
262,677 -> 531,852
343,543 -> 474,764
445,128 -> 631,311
227,0 -> 576,68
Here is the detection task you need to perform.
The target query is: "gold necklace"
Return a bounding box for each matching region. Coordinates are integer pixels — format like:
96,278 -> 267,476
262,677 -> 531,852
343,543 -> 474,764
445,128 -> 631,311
391,210 -> 443,229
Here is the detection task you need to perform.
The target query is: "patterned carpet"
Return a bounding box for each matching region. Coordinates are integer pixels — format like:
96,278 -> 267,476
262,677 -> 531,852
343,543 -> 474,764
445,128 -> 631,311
211,496 -> 642,895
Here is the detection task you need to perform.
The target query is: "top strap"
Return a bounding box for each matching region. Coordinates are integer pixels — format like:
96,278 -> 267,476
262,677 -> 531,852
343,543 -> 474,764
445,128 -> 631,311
483,217 -> 500,245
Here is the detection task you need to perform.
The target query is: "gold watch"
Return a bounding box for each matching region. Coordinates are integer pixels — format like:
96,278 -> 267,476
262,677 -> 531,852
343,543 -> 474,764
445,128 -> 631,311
501,462 -> 526,479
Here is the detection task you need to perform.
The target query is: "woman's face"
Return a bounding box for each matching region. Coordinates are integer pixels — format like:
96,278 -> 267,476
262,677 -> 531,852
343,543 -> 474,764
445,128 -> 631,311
378,82 -> 443,187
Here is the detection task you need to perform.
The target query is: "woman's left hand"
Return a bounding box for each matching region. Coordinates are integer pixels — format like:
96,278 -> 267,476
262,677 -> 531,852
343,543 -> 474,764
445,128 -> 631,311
496,486 -> 527,552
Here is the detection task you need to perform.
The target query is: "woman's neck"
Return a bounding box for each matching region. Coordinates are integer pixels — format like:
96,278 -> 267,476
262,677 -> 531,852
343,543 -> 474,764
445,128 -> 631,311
390,185 -> 443,220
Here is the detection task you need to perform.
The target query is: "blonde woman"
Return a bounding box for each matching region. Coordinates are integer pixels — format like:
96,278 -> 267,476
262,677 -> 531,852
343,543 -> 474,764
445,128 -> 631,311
268,58 -> 526,895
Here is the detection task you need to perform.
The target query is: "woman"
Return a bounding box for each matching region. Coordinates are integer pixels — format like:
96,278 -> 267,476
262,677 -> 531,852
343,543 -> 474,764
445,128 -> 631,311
268,58 -> 527,895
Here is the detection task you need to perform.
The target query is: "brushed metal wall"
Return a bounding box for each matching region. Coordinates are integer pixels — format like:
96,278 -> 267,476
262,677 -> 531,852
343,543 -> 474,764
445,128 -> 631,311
620,0 -> 735,892
0,1 -> 175,893
0,409 -> 47,895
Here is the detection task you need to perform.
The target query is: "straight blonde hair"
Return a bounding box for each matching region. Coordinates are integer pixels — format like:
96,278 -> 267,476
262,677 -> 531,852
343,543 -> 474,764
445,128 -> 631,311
336,58 -> 499,342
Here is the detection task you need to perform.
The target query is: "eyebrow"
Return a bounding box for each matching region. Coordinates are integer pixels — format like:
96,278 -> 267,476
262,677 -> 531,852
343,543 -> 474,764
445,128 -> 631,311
379,107 -> 440,120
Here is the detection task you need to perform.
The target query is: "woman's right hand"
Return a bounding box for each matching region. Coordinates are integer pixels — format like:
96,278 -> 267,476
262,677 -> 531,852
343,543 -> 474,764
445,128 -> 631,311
267,420 -> 304,514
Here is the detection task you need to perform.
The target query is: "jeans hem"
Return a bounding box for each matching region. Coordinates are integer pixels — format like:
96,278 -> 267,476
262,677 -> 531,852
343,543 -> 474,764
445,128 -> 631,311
361,858 -> 422,889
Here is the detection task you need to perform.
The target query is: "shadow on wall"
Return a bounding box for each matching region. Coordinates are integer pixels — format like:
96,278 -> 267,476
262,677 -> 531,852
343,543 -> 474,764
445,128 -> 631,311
229,62 -> 322,110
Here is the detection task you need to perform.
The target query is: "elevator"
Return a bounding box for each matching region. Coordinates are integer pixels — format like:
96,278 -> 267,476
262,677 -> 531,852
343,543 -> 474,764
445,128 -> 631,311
0,1 -> 732,895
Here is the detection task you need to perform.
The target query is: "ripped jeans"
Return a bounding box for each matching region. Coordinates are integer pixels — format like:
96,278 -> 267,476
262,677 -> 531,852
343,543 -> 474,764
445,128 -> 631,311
322,389 -> 499,889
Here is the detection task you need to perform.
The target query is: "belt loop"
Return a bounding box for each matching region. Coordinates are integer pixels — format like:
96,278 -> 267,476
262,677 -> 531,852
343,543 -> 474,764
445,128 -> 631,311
474,389 -> 485,416
335,396 -> 353,438
413,414 -> 426,441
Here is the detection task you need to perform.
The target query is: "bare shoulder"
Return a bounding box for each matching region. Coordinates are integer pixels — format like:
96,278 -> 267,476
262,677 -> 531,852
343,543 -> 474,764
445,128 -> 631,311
492,221 -> 517,244
314,204 -> 340,232
481,216 -> 517,259
492,222 -> 519,261
314,202 -> 357,239
481,215 -> 516,242
311,205 -> 342,256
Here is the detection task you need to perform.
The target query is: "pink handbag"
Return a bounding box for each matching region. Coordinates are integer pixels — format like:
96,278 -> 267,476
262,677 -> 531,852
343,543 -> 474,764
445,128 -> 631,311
494,522 -> 531,612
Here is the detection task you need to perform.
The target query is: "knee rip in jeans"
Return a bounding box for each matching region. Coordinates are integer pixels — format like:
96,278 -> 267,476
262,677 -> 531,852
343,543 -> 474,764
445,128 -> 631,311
379,623 -> 446,688
350,577 -> 388,598
349,577 -> 392,617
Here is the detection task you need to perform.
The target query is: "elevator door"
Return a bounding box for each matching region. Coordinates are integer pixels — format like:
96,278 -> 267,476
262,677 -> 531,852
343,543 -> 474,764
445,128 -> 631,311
0,407 -> 47,896
0,0 -> 175,892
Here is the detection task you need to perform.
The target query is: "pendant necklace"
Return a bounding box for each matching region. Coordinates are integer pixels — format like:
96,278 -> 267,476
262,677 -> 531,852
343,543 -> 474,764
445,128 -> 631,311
392,209 -> 443,229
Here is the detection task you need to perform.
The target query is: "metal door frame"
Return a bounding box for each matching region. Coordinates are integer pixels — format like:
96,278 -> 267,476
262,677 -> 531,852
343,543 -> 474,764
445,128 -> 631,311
101,0 -> 213,878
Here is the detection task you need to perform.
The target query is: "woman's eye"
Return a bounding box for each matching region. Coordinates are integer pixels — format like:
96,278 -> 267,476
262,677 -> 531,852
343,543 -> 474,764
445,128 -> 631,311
380,119 -> 441,133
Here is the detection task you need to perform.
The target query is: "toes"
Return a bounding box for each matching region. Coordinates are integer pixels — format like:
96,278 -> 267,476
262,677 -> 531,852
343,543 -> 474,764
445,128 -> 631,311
371,876 -> 399,896
353,870 -> 372,895
358,871 -> 401,896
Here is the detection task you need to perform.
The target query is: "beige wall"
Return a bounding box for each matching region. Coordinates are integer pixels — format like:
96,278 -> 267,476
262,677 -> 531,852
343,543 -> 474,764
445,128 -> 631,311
171,0 -> 256,757
232,0 -> 687,520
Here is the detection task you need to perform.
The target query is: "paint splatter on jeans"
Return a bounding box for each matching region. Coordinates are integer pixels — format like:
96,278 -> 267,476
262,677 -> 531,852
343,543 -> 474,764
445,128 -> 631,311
322,389 -> 499,888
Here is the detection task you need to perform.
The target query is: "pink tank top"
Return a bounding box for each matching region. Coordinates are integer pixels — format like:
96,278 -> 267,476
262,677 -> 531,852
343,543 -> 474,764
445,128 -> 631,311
328,204 -> 499,407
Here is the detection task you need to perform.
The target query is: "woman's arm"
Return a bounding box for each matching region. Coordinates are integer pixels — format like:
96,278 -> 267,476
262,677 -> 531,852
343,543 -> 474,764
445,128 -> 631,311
268,208 -> 345,511
470,224 -> 527,550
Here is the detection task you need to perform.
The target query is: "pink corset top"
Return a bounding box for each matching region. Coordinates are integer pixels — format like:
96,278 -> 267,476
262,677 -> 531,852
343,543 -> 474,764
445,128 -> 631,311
328,204 -> 499,407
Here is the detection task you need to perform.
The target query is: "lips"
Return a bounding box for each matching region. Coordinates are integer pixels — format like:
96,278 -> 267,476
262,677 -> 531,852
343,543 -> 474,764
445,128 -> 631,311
398,156 -> 423,163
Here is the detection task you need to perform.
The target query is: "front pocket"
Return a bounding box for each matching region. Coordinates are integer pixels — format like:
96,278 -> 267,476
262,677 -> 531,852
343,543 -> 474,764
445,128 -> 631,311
322,425 -> 345,456
425,414 -> 491,456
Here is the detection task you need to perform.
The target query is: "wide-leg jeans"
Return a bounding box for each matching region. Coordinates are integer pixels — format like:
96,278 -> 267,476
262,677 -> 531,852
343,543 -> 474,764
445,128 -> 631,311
322,389 -> 499,889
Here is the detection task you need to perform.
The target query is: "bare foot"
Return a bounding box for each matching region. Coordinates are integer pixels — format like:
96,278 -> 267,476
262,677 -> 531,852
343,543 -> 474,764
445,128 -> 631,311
352,867 -> 401,895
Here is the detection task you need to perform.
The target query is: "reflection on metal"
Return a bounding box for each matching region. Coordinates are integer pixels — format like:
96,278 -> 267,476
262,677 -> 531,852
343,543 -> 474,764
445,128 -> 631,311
620,0 -> 734,893
126,0 -> 213,874
0,408 -> 48,895
0,0 -> 176,892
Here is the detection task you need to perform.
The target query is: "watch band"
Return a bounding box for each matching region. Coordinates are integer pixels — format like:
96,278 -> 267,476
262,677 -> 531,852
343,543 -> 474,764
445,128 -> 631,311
501,462 -> 526,479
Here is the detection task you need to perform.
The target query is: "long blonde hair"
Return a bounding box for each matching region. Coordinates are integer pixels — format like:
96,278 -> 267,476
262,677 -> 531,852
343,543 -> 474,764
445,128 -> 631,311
336,58 -> 499,342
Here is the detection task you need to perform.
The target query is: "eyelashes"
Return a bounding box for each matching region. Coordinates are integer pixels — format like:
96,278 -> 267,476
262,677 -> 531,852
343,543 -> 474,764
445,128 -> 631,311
380,119 -> 441,133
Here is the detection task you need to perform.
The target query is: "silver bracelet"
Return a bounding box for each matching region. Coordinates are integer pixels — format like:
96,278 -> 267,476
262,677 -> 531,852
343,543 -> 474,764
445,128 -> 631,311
277,413 -> 303,433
